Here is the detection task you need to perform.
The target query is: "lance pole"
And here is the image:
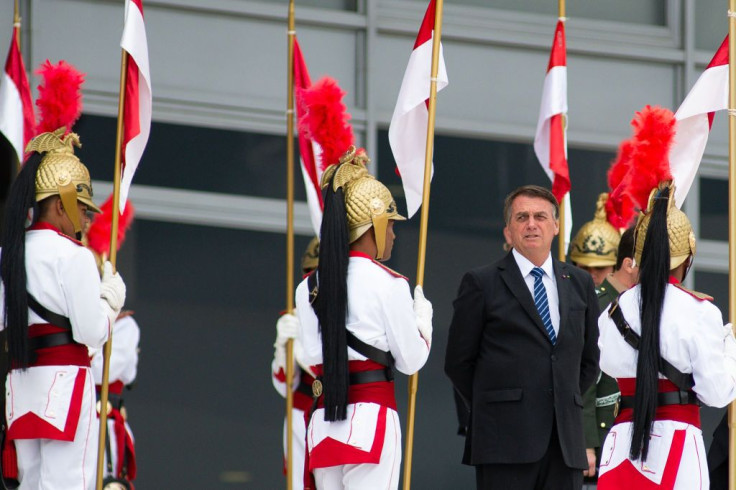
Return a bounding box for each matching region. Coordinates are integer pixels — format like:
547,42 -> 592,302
727,2 -> 736,488
402,1 -> 444,489
557,0 -> 566,262
284,1 -> 296,489
95,41 -> 128,490
13,0 -> 20,174
13,0 -> 19,45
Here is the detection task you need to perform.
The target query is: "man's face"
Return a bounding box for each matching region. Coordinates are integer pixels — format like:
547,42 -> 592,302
380,220 -> 396,261
60,201 -> 90,238
503,195 -> 559,263
576,264 -> 614,287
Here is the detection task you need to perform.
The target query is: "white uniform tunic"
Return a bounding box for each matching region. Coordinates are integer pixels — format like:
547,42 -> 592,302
0,224 -> 111,490
295,253 -> 430,490
91,315 -> 140,482
597,281 -> 736,489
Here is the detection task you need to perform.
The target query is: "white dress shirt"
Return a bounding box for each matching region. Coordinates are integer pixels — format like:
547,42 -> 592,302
512,249 -> 560,336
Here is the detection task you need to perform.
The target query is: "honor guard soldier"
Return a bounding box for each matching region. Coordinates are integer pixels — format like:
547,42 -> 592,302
295,147 -> 432,490
0,128 -> 126,490
569,193 -> 620,289
569,193 -> 623,479
272,237 -> 319,490
86,195 -> 139,490
597,106 -> 736,488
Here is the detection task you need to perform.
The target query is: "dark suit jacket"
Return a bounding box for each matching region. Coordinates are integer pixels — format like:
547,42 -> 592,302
444,251 -> 600,469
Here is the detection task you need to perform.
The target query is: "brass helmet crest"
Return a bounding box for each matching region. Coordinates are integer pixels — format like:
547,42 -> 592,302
569,193 -> 621,267
634,181 -> 695,270
321,146 -> 405,260
27,127 -> 101,235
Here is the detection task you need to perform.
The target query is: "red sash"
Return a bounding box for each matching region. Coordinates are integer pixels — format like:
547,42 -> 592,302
615,378 -> 701,428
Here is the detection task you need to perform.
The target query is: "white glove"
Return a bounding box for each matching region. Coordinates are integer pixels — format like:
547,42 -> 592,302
274,313 -> 300,369
276,313 -> 299,347
100,261 -> 126,313
414,285 -> 433,346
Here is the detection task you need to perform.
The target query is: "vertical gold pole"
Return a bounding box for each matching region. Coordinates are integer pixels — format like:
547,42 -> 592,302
728,2 -> 736,488
558,195 -> 566,262
96,47 -> 128,490
12,0 -> 21,174
13,0 -> 19,46
285,1 -> 296,489
403,1 -> 444,489
557,0 -> 566,263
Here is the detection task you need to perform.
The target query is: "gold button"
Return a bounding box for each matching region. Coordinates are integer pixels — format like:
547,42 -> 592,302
600,423 -> 606,428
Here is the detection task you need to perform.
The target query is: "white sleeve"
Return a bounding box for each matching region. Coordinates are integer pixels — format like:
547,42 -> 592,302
295,279 -> 322,367
60,247 -> 110,349
91,316 -> 140,385
382,278 -> 430,375
690,302 -> 736,408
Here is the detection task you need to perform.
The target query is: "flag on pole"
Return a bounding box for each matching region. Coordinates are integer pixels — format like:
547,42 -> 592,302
294,38 -> 324,236
670,35 -> 728,208
0,24 -> 35,164
533,20 -> 572,249
119,0 -> 152,212
388,0 -> 448,219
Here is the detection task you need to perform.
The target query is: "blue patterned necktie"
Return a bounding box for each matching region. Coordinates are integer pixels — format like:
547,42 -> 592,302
531,267 -> 557,344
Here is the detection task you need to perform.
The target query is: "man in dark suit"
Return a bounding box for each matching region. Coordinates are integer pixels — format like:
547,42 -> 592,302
445,185 -> 600,490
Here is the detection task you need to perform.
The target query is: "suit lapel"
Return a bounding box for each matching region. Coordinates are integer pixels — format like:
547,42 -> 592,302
554,259 -> 570,344
499,252 -> 549,340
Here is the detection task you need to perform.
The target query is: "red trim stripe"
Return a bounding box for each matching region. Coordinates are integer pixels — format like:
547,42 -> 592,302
546,21 -> 566,71
413,0 -> 436,49
121,56 -> 141,176
294,38 -> 323,208
705,35 -> 728,129
549,113 -> 569,202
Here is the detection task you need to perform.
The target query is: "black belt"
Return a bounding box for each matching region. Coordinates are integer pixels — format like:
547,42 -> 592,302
349,368 -> 393,385
296,377 -> 313,397
28,331 -> 76,351
619,390 -> 700,411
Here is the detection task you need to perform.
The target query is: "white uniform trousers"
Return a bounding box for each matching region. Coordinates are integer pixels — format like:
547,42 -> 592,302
312,409 -> 401,490
15,369 -> 98,490
284,407 -> 307,490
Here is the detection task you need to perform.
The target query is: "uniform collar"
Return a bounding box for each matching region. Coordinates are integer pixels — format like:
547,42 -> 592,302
512,248 -> 553,279
28,221 -> 84,246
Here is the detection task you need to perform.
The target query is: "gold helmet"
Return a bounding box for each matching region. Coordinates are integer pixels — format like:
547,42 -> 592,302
321,146 -> 405,260
27,127 -> 101,235
634,181 -> 695,270
301,236 -> 320,274
569,193 -> 620,267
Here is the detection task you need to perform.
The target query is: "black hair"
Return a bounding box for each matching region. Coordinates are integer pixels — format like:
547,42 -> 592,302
630,187 -> 671,461
615,226 -> 636,271
312,182 -> 349,421
1,153 -> 43,370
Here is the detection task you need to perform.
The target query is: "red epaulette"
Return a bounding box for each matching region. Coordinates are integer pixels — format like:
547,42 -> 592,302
672,282 -> 713,302
370,259 -> 408,281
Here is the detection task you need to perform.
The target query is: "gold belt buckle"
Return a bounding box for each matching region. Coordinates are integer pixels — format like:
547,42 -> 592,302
96,400 -> 112,416
312,379 -> 323,397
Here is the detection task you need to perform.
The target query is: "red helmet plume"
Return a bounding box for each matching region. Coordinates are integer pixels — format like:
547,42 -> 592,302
35,60 -> 85,134
297,76 -> 354,170
607,105 -> 675,229
86,194 -> 135,257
